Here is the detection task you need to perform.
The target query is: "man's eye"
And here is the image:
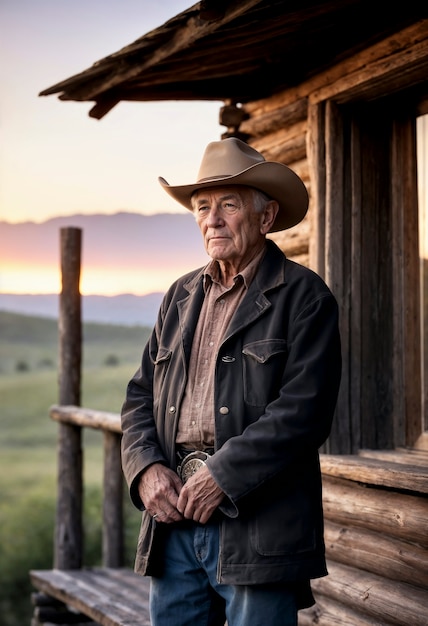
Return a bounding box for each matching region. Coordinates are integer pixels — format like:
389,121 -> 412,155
223,202 -> 238,212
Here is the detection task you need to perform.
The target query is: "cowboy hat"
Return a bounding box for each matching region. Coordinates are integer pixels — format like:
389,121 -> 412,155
158,137 -> 308,232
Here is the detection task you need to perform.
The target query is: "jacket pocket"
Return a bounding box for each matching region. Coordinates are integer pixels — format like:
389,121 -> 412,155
251,488 -> 317,556
242,339 -> 288,406
153,347 -> 172,405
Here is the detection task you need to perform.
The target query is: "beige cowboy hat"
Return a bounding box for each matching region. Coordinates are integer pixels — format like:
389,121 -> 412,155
159,137 -> 308,232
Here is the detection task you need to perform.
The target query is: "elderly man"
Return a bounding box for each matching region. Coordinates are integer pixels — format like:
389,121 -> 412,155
121,137 -> 341,626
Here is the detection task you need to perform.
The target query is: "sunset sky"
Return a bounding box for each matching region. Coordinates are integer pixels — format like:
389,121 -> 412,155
0,1 -> 221,295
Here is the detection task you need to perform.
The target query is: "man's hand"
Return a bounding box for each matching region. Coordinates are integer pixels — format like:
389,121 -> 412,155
177,465 -> 225,524
138,463 -> 184,523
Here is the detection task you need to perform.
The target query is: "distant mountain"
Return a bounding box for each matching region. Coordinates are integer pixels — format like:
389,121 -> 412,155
0,211 -> 210,325
0,211 -> 207,269
1,210 -> 208,290
0,292 -> 163,327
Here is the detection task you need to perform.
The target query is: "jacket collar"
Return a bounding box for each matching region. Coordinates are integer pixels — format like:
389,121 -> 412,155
183,239 -> 287,296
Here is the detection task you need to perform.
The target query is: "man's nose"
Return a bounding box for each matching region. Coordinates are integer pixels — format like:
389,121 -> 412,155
206,205 -> 224,226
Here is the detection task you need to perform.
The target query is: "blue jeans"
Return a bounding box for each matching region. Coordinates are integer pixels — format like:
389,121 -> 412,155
150,521 -> 298,626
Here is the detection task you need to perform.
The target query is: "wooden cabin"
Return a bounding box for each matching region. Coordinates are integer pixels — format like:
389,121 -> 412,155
31,2 -> 428,625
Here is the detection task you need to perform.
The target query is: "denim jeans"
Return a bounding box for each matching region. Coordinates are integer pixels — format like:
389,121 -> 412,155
150,520 -> 298,626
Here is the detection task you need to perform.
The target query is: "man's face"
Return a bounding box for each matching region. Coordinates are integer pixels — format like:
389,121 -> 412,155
192,186 -> 272,269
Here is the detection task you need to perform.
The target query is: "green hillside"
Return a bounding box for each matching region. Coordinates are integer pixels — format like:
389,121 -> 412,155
0,310 -> 152,373
0,312 -> 152,625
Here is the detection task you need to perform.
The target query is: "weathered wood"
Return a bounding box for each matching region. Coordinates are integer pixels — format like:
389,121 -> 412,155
324,520 -> 428,589
30,568 -> 151,626
243,22 -> 428,120
299,594 -> 382,625
268,216 -> 310,261
358,447 -> 428,467
56,228 -> 83,571
310,561 -> 428,626
250,123 -> 307,165
321,453 -> 428,493
240,98 -> 308,139
50,405 -> 121,434
306,101 -> 326,278
322,475 -> 428,547
103,431 -> 124,568
324,100 -> 352,455
391,116 -> 422,447
310,22 -> 428,105
348,115 -> 363,454
59,228 -> 82,406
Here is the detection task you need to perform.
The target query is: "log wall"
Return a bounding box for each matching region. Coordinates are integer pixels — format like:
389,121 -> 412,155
221,19 -> 428,625
299,452 -> 428,625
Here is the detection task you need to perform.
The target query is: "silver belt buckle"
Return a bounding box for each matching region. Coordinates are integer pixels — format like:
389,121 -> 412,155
177,450 -> 211,483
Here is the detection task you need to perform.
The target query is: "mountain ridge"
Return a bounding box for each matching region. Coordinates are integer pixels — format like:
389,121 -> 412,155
0,292 -> 163,327
1,211 -> 209,308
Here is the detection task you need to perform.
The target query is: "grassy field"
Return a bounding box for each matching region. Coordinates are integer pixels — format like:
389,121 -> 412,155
0,311 -> 152,626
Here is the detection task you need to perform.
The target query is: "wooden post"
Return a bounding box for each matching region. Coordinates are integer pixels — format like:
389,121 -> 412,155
103,431 -> 124,567
54,227 -> 83,569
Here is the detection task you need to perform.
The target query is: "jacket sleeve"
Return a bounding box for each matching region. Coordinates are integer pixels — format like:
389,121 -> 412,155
120,314 -> 167,510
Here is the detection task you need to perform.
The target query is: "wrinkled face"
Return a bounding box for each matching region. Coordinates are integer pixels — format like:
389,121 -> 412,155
192,186 -> 276,269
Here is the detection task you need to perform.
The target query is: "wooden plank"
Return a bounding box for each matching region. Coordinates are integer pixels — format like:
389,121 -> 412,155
321,453 -> 428,493
50,405 -> 122,434
358,448 -> 428,467
299,594 -> 381,625
325,100 -> 352,454
324,520 -> 428,589
310,561 -> 428,626
30,569 -> 151,626
250,121 -> 307,164
309,21 -> 428,104
322,475 -> 428,547
306,101 -> 326,276
240,98 -> 308,138
348,116 -> 363,454
391,116 -> 422,447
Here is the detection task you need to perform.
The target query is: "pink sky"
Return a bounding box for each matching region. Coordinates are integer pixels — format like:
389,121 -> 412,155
0,1 -> 222,294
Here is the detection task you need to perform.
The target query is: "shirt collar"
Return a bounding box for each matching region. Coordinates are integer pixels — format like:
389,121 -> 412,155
203,245 -> 266,292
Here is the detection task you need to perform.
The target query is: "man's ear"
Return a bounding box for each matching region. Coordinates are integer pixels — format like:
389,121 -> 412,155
260,201 -> 279,234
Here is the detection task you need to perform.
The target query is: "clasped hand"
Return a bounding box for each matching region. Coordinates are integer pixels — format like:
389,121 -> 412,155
138,462 -> 224,524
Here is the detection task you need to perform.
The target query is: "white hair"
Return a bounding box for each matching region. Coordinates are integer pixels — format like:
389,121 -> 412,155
249,188 -> 272,213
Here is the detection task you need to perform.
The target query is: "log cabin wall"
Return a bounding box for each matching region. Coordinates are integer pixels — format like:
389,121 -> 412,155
225,21 -> 428,624
230,19 -> 428,453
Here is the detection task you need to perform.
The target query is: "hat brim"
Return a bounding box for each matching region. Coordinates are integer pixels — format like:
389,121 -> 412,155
158,161 -> 308,232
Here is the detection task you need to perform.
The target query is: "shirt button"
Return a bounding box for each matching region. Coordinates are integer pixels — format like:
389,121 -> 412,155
168,406 -> 176,414
219,406 -> 229,415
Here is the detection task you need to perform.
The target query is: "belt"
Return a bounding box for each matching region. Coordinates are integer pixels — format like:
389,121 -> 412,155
176,447 -> 214,483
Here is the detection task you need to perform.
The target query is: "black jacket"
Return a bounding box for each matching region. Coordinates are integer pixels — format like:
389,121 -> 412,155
121,240 -> 341,584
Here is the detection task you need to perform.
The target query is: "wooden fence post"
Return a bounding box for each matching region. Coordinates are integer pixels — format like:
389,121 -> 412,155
54,227 -> 83,569
103,431 -> 124,567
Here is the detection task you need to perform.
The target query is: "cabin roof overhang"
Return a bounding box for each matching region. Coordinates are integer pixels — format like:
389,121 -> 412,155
39,0 -> 426,119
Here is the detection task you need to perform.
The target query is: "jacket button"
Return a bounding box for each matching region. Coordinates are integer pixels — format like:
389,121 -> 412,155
221,355 -> 235,363
169,406 -> 176,414
219,406 -> 229,415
